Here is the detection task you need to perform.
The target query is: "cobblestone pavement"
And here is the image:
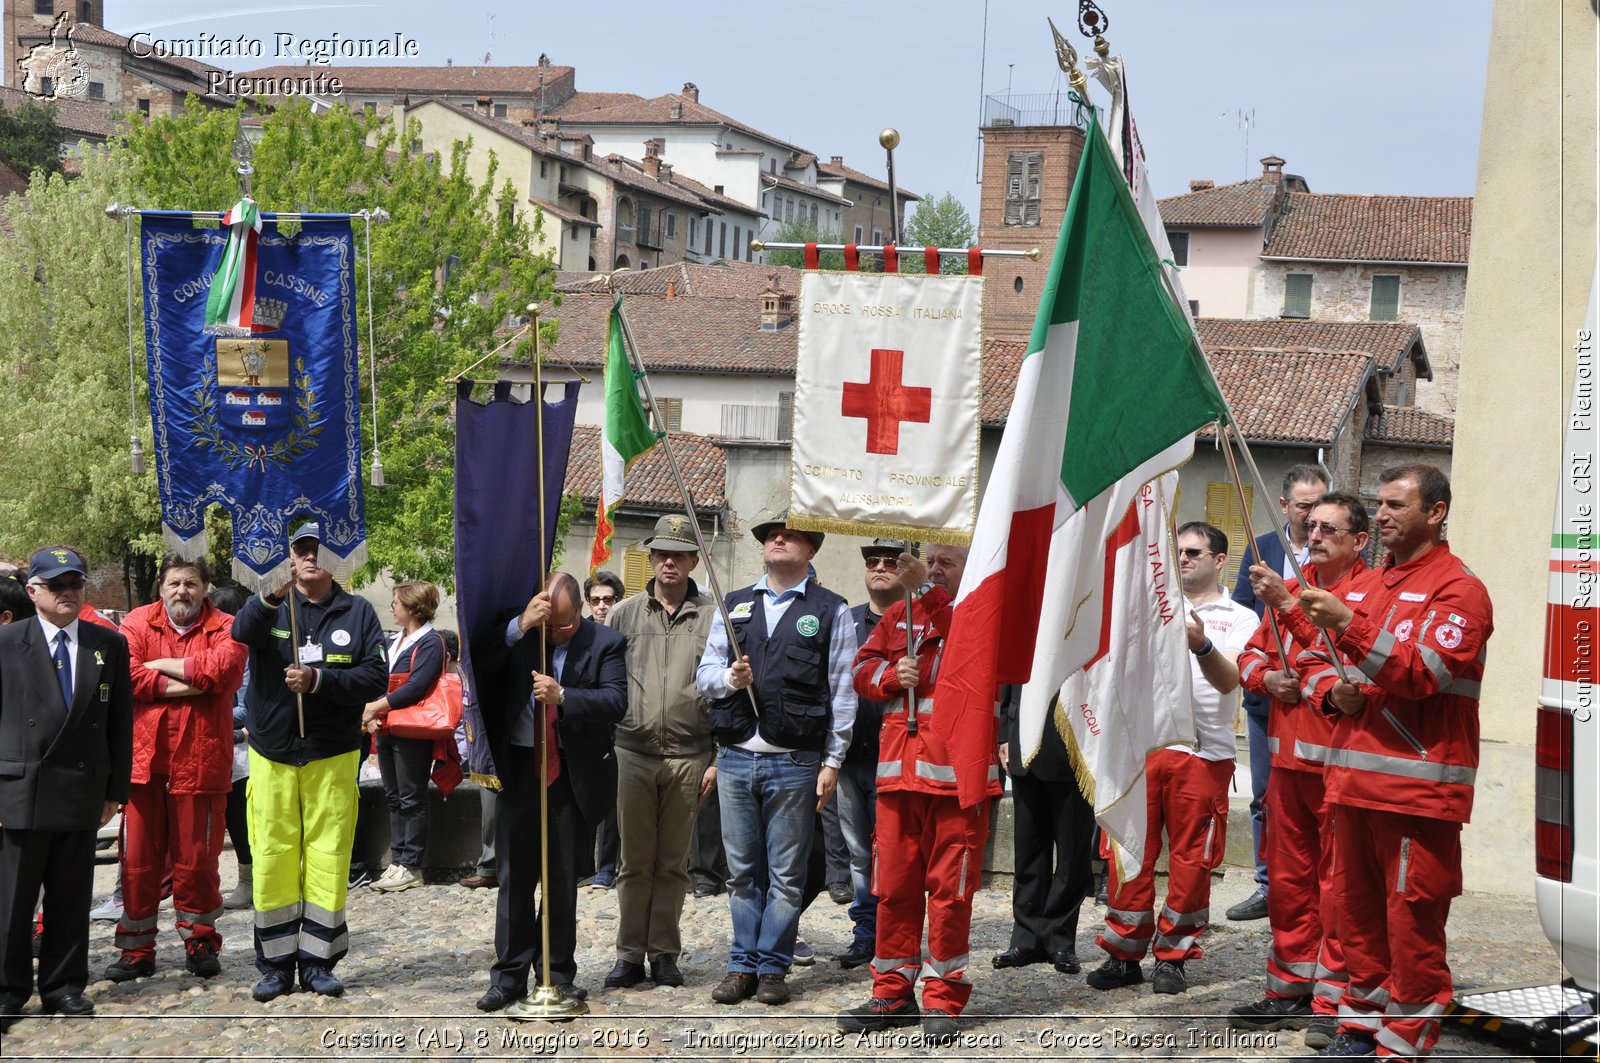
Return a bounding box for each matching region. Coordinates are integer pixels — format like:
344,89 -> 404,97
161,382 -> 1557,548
5,850 -> 1568,1061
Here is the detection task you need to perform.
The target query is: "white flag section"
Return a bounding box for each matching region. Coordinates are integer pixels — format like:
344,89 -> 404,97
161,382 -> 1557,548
1054,473 -> 1195,875
790,271 -> 983,543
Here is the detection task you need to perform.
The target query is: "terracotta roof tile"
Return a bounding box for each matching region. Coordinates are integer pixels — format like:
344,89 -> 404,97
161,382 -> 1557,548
1263,193 -> 1471,264
0,85 -> 115,139
980,340 -> 1026,426
564,423 -> 726,510
1364,404 -> 1454,448
551,91 -> 811,157
1196,318 -> 1429,378
547,290 -> 793,374
555,91 -> 646,116
243,64 -> 572,97
555,260 -> 799,299
817,158 -> 921,200
1158,178 -> 1278,228
1198,347 -> 1378,445
762,171 -> 850,206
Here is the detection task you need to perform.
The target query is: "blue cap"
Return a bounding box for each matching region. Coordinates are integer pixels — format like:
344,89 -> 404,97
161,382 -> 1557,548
290,522 -> 321,545
28,547 -> 86,580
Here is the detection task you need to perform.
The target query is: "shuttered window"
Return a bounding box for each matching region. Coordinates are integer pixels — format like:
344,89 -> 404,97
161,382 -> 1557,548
1005,152 -> 1043,227
1369,274 -> 1401,321
1205,480 -> 1255,590
622,547 -> 651,595
1168,230 -> 1190,266
1282,274 -> 1313,319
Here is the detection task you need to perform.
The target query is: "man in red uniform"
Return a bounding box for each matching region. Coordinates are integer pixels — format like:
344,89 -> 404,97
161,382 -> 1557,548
106,556 -> 246,981
838,544 -> 1002,1045
1296,465 -> 1492,1059
1227,493 -> 1371,1047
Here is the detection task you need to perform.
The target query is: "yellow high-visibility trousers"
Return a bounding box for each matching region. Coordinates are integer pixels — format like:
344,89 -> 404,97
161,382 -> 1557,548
246,748 -> 358,972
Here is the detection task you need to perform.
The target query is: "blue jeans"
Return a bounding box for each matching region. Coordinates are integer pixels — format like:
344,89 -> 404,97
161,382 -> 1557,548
835,758 -> 878,947
1246,704 -> 1271,891
717,746 -> 820,976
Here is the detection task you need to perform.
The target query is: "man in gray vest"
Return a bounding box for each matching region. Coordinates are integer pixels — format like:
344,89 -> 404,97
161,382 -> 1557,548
696,515 -> 857,1007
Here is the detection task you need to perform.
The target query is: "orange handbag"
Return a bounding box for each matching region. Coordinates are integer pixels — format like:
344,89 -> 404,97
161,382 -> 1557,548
381,633 -> 463,740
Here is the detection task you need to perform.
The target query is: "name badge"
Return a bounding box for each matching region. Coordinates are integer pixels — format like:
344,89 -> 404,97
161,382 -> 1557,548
99,683 -> 110,703
1345,591 -> 1366,602
1399,591 -> 1428,603
298,641 -> 325,665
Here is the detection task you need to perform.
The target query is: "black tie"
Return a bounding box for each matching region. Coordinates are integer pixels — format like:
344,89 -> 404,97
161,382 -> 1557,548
53,631 -> 73,708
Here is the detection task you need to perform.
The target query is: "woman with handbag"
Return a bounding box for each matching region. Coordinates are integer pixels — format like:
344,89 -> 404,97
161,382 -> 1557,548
363,581 -> 445,893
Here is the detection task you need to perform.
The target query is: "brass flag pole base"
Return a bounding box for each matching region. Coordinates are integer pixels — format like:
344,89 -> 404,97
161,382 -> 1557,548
504,984 -> 588,1022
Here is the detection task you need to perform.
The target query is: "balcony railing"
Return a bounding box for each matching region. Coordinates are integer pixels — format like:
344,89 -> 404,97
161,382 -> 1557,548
982,92 -> 1091,130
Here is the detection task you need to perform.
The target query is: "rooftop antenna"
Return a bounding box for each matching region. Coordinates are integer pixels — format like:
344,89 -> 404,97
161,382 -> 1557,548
1238,108 -> 1256,180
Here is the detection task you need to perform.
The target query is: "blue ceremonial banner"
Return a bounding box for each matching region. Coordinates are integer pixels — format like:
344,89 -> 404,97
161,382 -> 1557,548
140,212 -> 366,591
454,379 -> 581,787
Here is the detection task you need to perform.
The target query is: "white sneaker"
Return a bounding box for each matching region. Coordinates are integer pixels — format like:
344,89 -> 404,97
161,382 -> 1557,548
372,864 -> 422,892
370,864 -> 404,889
90,890 -> 123,922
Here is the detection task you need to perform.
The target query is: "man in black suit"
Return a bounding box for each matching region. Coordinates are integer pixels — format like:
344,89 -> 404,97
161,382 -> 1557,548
0,547 -> 133,1028
1227,464 -> 1328,922
993,688 -> 1095,976
471,572 -> 626,1013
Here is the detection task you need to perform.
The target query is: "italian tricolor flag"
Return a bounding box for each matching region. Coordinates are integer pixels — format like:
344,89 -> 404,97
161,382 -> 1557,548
204,198 -> 263,335
933,111 -> 1227,808
589,296 -> 660,572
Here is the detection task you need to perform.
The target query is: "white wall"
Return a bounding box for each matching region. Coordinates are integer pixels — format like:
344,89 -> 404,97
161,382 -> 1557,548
1174,227 -> 1262,319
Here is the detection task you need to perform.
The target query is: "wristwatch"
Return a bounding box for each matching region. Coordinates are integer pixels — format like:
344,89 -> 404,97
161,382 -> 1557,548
1193,637 -> 1215,658
557,686 -> 567,706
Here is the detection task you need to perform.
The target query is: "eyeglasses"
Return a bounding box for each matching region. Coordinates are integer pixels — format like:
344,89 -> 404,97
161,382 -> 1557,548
550,620 -> 579,634
587,595 -> 616,606
1302,520 -> 1349,537
30,577 -> 86,593
864,557 -> 899,570
1178,548 -> 1214,560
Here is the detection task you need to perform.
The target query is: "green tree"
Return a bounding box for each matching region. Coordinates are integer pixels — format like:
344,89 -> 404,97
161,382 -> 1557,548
900,192 -> 975,275
0,98 -> 557,601
761,217 -> 849,271
0,152 -> 161,605
0,97 -> 64,179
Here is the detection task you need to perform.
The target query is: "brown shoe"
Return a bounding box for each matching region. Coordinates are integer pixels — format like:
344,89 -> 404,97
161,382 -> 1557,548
458,873 -> 498,889
755,973 -> 790,1005
710,972 -> 757,1004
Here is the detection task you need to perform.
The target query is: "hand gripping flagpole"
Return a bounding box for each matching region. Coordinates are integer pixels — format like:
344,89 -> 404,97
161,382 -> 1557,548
608,287 -> 761,717
507,304 -> 587,1023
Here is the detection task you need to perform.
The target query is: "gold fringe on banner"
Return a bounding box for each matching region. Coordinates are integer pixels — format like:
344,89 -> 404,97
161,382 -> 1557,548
785,514 -> 974,548
467,772 -> 502,792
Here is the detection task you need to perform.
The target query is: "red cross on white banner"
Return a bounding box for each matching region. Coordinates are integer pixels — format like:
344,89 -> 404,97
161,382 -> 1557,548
841,348 -> 932,455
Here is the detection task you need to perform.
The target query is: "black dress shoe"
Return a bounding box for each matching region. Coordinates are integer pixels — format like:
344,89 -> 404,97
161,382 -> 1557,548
1052,949 -> 1082,974
992,946 -> 1048,969
605,960 -> 647,989
476,985 -> 518,1012
650,955 -> 684,987
39,992 -> 94,1016
553,982 -> 589,1002
693,878 -> 721,898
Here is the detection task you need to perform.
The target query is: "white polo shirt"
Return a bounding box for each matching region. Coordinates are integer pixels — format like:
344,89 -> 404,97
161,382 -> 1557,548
1176,592 -> 1260,762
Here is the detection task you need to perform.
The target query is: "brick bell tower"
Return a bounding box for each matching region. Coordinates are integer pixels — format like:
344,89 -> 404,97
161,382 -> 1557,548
975,94 -> 1087,342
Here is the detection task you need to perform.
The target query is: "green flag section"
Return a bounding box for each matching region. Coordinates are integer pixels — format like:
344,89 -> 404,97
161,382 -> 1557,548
589,296 -> 660,573
935,110 -> 1227,809
1033,118 -> 1228,509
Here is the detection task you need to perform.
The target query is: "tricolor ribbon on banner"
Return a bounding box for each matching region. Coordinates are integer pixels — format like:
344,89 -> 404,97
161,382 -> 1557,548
204,198 -> 263,336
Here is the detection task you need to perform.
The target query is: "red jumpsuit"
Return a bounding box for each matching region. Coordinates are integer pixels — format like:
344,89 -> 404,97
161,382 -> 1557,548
1310,543 -> 1492,1059
1236,560 -> 1366,1018
853,585 -> 1002,1015
116,599 -> 246,966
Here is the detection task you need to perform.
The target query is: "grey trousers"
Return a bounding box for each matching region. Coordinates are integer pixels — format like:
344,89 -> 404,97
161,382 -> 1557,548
614,745 -> 712,963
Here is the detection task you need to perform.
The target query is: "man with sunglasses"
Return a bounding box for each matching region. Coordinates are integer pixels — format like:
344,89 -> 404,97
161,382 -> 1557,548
1087,523 -> 1258,997
1229,463 -> 1330,923
230,522 -> 388,1003
1228,493 -> 1371,1048
0,547 -> 132,1028
578,570 -> 625,890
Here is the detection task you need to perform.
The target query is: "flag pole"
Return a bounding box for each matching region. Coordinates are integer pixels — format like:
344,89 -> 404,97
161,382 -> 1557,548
608,289 -> 761,716
506,304 -> 586,1023
1217,427 -> 1292,672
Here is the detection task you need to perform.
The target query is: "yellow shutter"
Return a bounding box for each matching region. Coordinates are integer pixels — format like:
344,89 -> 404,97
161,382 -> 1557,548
1205,480 -> 1254,589
622,547 -> 651,595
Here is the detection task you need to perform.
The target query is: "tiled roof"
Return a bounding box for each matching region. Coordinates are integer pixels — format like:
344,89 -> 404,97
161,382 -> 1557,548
761,171 -> 851,206
242,64 -> 570,97
1364,404 -> 1454,448
1198,347 -> 1378,445
0,85 -> 116,139
1158,178 -> 1279,228
555,91 -> 646,116
555,260 -> 800,299
564,423 -> 726,510
817,158 -> 921,201
31,21 -> 229,89
551,91 -> 811,157
980,340 -> 1026,426
546,291 -> 794,374
1263,193 -> 1471,264
530,198 -> 597,228
1196,318 -> 1430,378
598,154 -> 721,212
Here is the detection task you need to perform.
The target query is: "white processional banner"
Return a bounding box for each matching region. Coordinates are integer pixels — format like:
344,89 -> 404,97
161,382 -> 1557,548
790,271 -> 983,544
